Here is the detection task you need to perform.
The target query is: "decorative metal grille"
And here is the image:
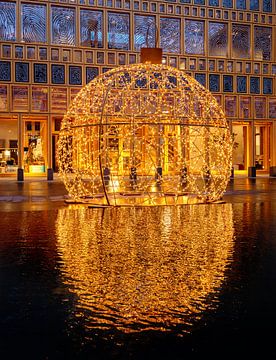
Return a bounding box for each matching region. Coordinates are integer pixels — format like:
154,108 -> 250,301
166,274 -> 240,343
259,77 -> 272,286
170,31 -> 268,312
134,15 -> 156,50
80,9 -> 103,48
237,76 -> 247,93
34,64 -> 47,83
51,6 -> 75,46
209,0 -> 219,5
222,0 -> 233,7
263,78 -> 272,94
263,0 -> 272,12
195,74 -> 206,87
250,0 -> 259,10
232,24 -> 250,59
0,61 -> 11,81
254,26 -> 272,61
108,12 -> 129,50
209,74 -> 220,92
86,67 -> 99,84
69,66 -> 82,85
21,4 -> 46,43
51,65 -> 65,84
250,77 -> 260,94
160,17 -> 180,53
0,2 -> 16,41
223,75 -> 233,92
236,0 -> 246,9
209,22 -> 228,57
15,63 -> 29,82
185,20 -> 204,55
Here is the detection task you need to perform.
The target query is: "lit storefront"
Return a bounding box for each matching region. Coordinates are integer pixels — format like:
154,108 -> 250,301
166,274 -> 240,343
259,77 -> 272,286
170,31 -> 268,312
0,0 -> 275,179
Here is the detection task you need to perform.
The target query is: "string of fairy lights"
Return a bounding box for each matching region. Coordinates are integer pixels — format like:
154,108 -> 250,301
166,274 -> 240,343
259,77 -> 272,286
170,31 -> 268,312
57,63 -> 232,205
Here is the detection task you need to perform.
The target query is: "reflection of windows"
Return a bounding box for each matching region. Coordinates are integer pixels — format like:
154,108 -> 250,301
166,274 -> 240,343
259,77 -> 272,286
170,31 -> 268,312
232,24 -> 250,59
209,22 -> 228,57
51,6 -> 75,45
134,15 -> 156,50
80,9 -> 103,47
254,26 -> 272,61
0,2 -> 16,41
160,18 -> 180,53
108,12 -> 129,50
185,20 -> 204,55
21,4 -> 46,43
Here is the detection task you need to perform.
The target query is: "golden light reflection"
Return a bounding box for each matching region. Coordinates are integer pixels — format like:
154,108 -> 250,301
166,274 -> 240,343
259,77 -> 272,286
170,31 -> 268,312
56,204 -> 234,334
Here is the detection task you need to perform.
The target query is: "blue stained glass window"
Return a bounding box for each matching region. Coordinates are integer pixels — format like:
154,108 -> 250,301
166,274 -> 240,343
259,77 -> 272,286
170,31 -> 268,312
263,78 -> 273,94
236,0 -> 246,9
0,61 -> 11,81
223,75 -> 233,92
80,9 -> 103,47
108,12 -> 129,50
263,0 -> 272,12
15,62 -> 29,82
21,4 -> 46,43
195,73 -> 206,87
134,15 -> 156,50
222,0 -> 233,7
250,77 -> 260,94
160,18 -> 180,53
51,6 -> 75,45
0,2 -> 16,41
51,64 -> 65,84
194,0 -> 205,4
250,0 -> 259,10
34,64 -> 47,83
209,0 -> 219,5
185,20 -> 204,55
86,67 -> 99,83
209,74 -> 220,92
237,76 -> 247,93
69,66 -> 82,85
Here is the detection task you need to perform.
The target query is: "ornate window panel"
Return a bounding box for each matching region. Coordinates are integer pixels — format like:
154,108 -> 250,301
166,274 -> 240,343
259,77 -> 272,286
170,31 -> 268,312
108,12 -> 129,50
160,18 -> 180,53
263,78 -> 273,95
0,61 -> 11,81
195,73 -> 206,87
51,6 -> 75,46
21,4 -> 46,43
51,64 -> 65,84
223,75 -> 233,92
269,99 -> 276,119
0,85 -> 8,111
31,87 -> 48,112
209,74 -> 220,92
80,9 -> 103,48
232,24 -> 250,59
0,2 -> 16,41
250,0 -> 259,11
254,97 -> 266,118
209,0 -> 219,5
263,0 -> 272,12
134,15 -> 156,50
185,20 -> 204,55
225,96 -> 237,117
209,22 -> 228,57
236,0 -> 246,9
34,64 -> 47,84
12,86 -> 29,112
15,63 -> 29,82
69,66 -> 82,85
250,77 -> 260,94
254,26 -> 272,61
222,0 -> 233,7
51,88 -> 67,113
237,76 -> 247,93
240,97 -> 251,119
86,67 -> 99,84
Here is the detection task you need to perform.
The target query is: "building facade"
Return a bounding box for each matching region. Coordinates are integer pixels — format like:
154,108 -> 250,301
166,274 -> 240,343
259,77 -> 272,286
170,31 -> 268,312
0,0 -> 275,179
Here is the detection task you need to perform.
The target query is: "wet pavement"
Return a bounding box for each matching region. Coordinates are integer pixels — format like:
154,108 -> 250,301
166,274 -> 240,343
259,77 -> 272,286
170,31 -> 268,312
1,176 -> 276,359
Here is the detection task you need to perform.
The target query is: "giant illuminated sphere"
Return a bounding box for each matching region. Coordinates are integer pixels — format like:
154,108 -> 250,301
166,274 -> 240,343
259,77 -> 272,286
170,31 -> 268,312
58,62 -> 232,205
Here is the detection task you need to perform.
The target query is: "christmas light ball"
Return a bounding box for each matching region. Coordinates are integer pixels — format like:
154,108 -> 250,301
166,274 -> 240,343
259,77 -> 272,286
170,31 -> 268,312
58,63 -> 232,205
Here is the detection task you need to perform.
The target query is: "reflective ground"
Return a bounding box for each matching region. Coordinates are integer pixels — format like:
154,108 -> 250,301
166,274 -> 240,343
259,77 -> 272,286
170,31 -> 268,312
1,177 -> 276,359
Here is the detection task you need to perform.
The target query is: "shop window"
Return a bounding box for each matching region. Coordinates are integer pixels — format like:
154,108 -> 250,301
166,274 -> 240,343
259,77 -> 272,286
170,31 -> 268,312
142,2 -> 148,11
0,61 -> 11,81
70,88 -> 80,103
0,2 -> 16,41
245,62 -> 251,73
116,0 -> 122,7
225,96 -> 237,117
236,0 -> 246,9
231,12 -> 237,20
263,78 -> 272,94
80,9 -> 103,48
254,98 -> 266,118
21,4 -> 46,43
0,118 -> 18,174
12,86 -> 29,112
134,1 -> 139,9
31,87 -> 48,112
184,7 -> 189,15
232,24 -> 250,59
263,0 -> 272,12
215,10 -> 221,18
189,59 -> 196,70
151,3 -> 157,11
0,86 -> 8,111
15,62 -> 29,83
250,0 -> 259,10
51,6 -> 75,45
250,77 -> 260,94
224,11 -> 229,19
192,8 -> 198,16
124,0 -> 130,9
209,22 -> 228,57
170,57 -> 177,67
237,76 -> 247,93
254,26 -> 272,61
223,75 -> 233,92
195,73 -> 206,87
236,62 -> 242,72
134,15 -> 156,50
263,64 -> 269,74
160,17 -> 180,53
51,64 -> 65,84
179,58 -> 186,70
2,45 -> 11,58
209,74 -> 220,92
246,13 -> 251,21
69,66 -> 82,85
209,9 -> 214,17
185,20 -> 204,55
240,97 -> 251,118
269,99 -> 276,119
34,64 -> 47,83
159,4 -> 165,12
86,67 -> 99,84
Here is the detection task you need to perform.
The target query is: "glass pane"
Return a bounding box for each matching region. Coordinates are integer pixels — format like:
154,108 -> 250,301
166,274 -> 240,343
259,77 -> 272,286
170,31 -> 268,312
51,6 -> 75,45
0,85 -> 8,111
209,22 -> 228,57
209,74 -> 220,92
0,2 -> 16,41
232,24 -> 250,58
108,12 -> 129,50
225,96 -> 237,117
0,61 -> 11,81
51,64 -> 65,84
254,26 -> 272,61
69,66 -> 82,85
263,78 -> 273,94
86,67 -> 99,84
237,76 -> 247,93
185,20 -> 204,55
222,0 -> 233,7
209,0 -> 219,5
51,88 -> 67,113
254,98 -> 266,118
22,4 -> 46,43
80,9 -> 103,47
250,0 -> 259,10
34,64 -> 47,83
160,17 -> 181,53
236,0 -> 246,9
269,99 -> 276,118
134,15 -> 156,50
31,87 -> 48,112
250,77 -> 260,94
195,73 -> 206,87
263,0 -> 272,12
12,86 -> 29,111
240,97 -> 251,118
15,63 -> 29,82
223,75 -> 233,92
